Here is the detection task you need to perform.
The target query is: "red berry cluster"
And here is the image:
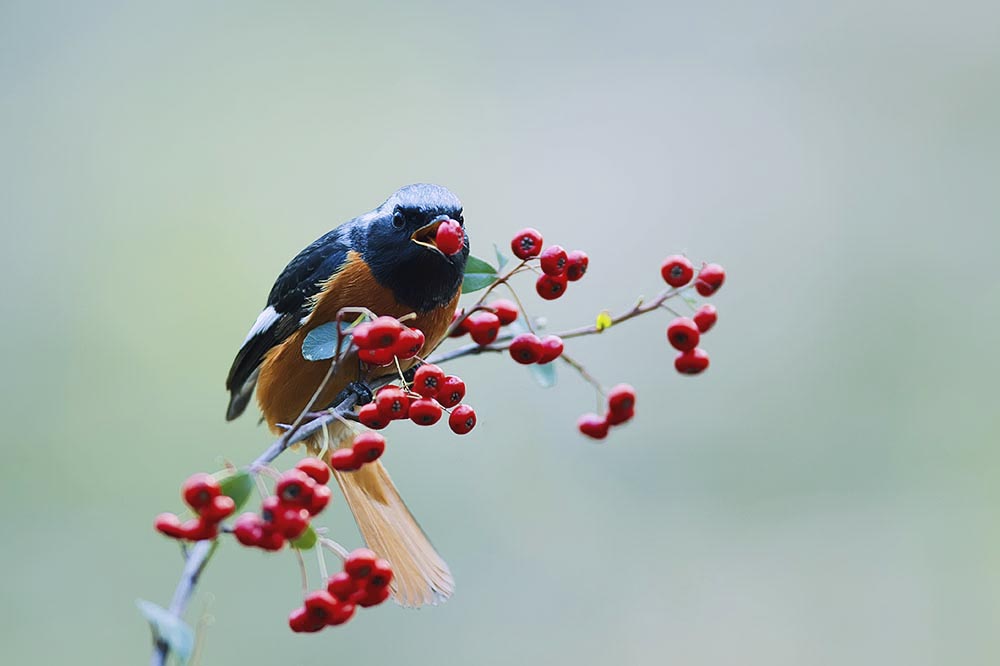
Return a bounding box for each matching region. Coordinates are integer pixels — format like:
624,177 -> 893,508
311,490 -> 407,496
660,256 -> 726,375
155,473 -> 236,541
450,298 -> 518,344
509,333 -> 563,365
356,363 -> 477,436
289,548 -> 393,632
351,316 -> 425,367
232,459 -> 332,551
511,228 -> 588,300
577,384 -> 636,440
434,218 -> 465,256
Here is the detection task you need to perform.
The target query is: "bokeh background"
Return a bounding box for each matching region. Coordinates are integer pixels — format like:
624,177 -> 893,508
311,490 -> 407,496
2,1 -> 999,664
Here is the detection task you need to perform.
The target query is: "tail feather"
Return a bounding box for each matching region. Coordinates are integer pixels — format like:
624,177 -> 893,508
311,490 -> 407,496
324,444 -> 453,607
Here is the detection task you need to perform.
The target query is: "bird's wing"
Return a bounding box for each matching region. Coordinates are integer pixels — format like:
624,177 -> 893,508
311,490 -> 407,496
225,226 -> 353,421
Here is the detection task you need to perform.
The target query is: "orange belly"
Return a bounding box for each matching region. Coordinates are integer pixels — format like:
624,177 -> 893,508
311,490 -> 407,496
255,251 -> 460,432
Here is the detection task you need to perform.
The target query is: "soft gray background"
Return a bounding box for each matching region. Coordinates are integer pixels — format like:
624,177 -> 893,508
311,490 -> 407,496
2,1 -> 998,664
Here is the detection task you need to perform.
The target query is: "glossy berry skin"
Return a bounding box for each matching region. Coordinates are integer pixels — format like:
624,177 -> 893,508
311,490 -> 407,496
369,559 -> 394,589
357,585 -> 391,608
607,384 -> 636,414
329,448 -> 360,472
667,317 -> 701,352
606,407 -> 634,426
304,590 -> 340,626
348,322 -> 375,349
537,335 -> 564,364
660,255 -> 694,288
511,227 -> 544,260
344,548 -> 378,580
409,398 -> 443,426
327,571 -> 362,602
508,333 -> 543,364
435,218 -> 465,256
296,457 -> 331,485
437,375 -> 466,408
536,273 -> 568,300
233,513 -> 264,546
353,432 -> 386,463
182,473 -> 221,510
358,346 -> 395,367
307,484 -> 332,515
289,606 -> 323,633
490,299 -> 519,325
693,304 -> 718,333
393,327 -> 425,359
566,250 -> 589,281
199,494 -> 236,522
357,403 -> 389,430
375,386 -> 410,420
155,513 -> 186,539
367,316 -> 404,348
449,310 -> 470,338
468,312 -> 501,345
180,518 -> 219,541
327,601 -> 356,626
695,263 -> 725,296
674,348 -> 710,374
413,364 -> 445,398
577,414 -> 610,440
539,245 -> 568,276
448,404 -> 477,435
275,469 -> 316,508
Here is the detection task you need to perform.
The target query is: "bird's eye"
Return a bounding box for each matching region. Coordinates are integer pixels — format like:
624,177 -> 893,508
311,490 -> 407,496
392,209 -> 405,229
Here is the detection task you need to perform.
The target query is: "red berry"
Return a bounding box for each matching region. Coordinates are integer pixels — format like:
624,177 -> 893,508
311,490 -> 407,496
327,571 -> 362,602
606,407 -> 634,426
154,513 -> 186,539
329,448 -> 360,472
607,383 -> 636,414
539,245 -> 568,276
358,346 -> 395,367
307,484 -> 332,515
409,398 -> 443,426
327,601 -> 356,626
296,457 -> 331,485
349,322 -> 375,349
357,403 -> 389,429
437,375 -> 466,408
566,250 -> 589,281
368,558 -> 394,589
448,404 -> 477,435
536,273 -> 568,300
508,333 -> 543,364
275,469 -> 316,508
674,348 -> 710,374
375,386 -> 410,420
357,585 -> 392,608
537,335 -> 564,364
511,227 -> 544,260
289,606 -> 324,633
367,316 -> 403,348
449,310 -> 470,338
435,218 -> 465,256
352,432 -> 386,464
275,506 -> 311,539
660,255 -> 694,288
180,518 -> 218,541
490,299 -> 519,325
667,317 -> 701,352
413,363 -> 445,398
344,548 -> 378,580
304,590 -> 340,625
182,473 -> 221,510
393,326 -> 425,359
693,304 -> 718,333
467,312 -> 501,345
199,494 -> 236,522
695,263 -> 725,296
577,414 -> 610,440
233,513 -> 263,546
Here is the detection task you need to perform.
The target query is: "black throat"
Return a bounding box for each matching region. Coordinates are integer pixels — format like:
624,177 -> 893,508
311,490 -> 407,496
366,247 -> 468,314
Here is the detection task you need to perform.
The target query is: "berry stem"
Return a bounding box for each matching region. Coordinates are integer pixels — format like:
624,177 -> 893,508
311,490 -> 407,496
318,537 -> 349,561
294,547 -> 309,597
559,351 -> 604,396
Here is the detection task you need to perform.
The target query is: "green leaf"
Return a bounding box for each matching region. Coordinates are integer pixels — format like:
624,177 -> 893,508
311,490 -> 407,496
493,243 -> 510,271
219,471 -> 253,512
530,361 -> 557,388
461,255 -> 498,294
302,321 -> 354,361
137,599 -> 194,664
290,524 -> 317,550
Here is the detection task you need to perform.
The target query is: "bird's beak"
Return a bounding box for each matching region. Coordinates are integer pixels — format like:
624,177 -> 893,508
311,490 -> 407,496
410,217 -> 456,253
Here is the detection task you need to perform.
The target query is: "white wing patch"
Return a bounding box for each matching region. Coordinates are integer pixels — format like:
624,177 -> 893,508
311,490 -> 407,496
241,306 -> 280,345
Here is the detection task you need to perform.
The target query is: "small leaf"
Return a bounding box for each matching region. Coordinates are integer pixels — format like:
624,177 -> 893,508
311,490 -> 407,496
530,362 -> 557,388
493,243 -> 510,271
462,255 -> 499,294
137,599 -> 195,664
302,321 -> 353,361
290,525 -> 317,550
219,471 -> 253,512
595,311 -> 613,331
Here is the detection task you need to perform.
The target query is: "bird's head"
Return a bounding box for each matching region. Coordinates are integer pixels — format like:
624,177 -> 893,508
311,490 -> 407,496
361,184 -> 469,313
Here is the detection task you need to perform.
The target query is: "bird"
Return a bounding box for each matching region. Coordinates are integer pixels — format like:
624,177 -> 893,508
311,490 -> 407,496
225,183 -> 469,607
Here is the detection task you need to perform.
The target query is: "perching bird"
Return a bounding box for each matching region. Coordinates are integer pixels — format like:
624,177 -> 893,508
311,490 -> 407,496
225,184 -> 469,607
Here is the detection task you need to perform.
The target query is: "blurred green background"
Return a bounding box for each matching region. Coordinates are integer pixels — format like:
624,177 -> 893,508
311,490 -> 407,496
2,1 -> 999,664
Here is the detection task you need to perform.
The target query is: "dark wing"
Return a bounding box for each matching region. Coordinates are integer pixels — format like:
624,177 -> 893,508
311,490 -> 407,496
225,226 -> 353,421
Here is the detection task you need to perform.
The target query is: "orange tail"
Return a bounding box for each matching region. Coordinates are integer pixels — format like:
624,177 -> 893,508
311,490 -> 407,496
315,426 -> 452,607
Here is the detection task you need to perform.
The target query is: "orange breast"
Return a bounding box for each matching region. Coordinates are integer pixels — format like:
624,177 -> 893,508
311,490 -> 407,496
255,251 -> 460,433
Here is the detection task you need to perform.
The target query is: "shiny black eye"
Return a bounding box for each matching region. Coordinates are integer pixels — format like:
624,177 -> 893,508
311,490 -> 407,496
392,209 -> 405,229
